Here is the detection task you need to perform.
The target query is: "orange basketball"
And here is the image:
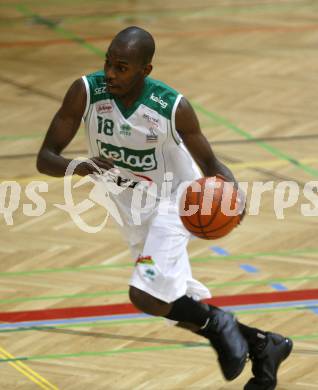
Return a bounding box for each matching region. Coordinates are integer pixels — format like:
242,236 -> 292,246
179,176 -> 243,240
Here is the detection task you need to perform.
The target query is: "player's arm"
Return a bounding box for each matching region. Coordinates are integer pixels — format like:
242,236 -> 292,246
175,97 -> 236,182
37,78 -> 113,177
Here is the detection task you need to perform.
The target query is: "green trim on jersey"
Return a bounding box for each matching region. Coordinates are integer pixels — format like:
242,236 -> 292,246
85,70 -> 180,120
86,70 -> 110,103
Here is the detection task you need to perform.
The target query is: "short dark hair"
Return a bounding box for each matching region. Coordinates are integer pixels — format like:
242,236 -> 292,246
112,26 -> 155,64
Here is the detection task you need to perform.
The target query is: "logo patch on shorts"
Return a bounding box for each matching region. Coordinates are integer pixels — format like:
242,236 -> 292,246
143,267 -> 156,281
135,255 -> 154,266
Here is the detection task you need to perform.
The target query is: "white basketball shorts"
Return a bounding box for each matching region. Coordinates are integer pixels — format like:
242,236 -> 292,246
125,200 -> 211,304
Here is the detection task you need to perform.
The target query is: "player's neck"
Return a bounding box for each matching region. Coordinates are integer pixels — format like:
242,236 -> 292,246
117,79 -> 145,108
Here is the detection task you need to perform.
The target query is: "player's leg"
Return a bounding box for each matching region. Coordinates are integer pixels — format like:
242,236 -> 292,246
189,304 -> 293,390
129,285 -> 247,381
129,207 -> 248,381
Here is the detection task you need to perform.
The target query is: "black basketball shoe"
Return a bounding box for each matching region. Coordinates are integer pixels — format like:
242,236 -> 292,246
244,332 -> 293,390
198,309 -> 248,381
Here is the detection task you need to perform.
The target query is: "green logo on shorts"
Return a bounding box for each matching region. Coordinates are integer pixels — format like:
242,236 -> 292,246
145,269 -> 155,277
144,267 -> 156,281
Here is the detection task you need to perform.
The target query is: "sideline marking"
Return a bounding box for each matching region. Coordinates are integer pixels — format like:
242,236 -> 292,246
0,300 -> 317,331
270,283 -> 288,291
0,330 -> 317,364
193,103 -> 318,178
0,346 -> 58,389
240,264 -> 259,273
0,304 -> 317,334
0,289 -> 317,322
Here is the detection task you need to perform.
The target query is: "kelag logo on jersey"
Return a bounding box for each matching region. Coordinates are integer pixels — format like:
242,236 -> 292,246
149,93 -> 168,109
96,140 -> 157,172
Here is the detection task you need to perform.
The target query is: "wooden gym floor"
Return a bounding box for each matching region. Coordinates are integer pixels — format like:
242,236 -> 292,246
0,0 -> 318,389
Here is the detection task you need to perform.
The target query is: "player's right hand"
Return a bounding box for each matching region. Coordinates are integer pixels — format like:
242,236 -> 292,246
74,156 -> 115,176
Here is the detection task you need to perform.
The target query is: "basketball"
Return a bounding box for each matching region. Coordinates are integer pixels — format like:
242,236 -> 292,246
179,175 -> 244,240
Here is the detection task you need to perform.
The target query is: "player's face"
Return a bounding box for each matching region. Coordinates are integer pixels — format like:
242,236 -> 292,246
104,43 -> 151,97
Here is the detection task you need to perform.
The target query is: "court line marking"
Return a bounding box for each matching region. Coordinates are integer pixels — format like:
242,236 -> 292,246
233,255 -> 318,267
0,274 -> 317,305
223,245 -> 290,295
193,103 -> 318,178
229,157 -> 318,170
2,0 -> 314,24
210,245 -> 293,301
194,247 -> 318,261
0,304 -> 317,334
0,346 -> 58,389
0,290 -> 128,305
0,247 -> 318,277
0,300 -> 317,331
15,4 -> 104,56
0,305 -> 314,333
0,133 -> 44,141
6,24 -> 318,49
240,264 -> 259,273
209,246 -> 228,256
0,329 -> 317,364
5,9 -> 318,49
0,289 -> 317,321
207,274 -> 318,288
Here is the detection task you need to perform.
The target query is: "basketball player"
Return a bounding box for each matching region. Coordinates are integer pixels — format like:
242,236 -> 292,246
37,26 -> 292,389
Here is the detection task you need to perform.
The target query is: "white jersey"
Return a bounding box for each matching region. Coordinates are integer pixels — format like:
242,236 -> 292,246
82,71 -> 210,304
82,70 -> 201,233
